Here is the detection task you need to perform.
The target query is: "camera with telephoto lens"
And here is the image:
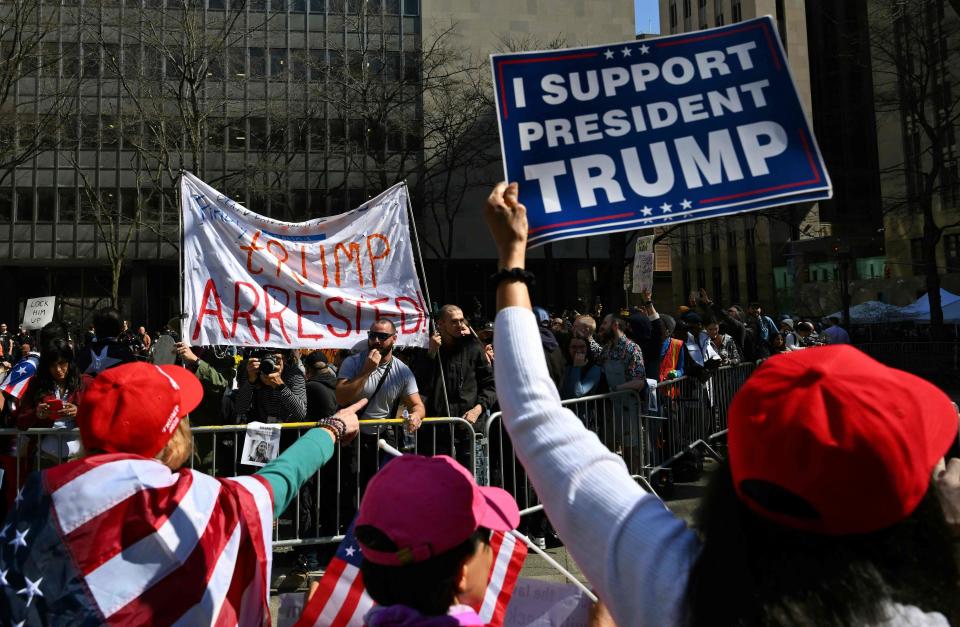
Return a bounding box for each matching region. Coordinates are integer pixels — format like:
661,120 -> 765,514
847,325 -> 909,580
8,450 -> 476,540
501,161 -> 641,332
259,355 -> 278,375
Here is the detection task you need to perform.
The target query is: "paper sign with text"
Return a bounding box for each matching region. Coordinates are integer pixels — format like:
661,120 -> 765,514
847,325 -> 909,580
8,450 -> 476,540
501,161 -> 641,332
503,578 -> 591,627
632,235 -> 655,294
182,173 -> 429,349
22,297 -> 55,331
491,16 -> 831,247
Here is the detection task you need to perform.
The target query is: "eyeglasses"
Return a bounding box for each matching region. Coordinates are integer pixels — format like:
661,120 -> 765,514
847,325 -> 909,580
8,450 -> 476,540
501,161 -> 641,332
368,331 -> 395,342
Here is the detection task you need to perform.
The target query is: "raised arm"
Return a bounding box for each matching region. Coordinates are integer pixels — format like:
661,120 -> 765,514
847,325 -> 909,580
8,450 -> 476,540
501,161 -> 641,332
485,183 -> 698,627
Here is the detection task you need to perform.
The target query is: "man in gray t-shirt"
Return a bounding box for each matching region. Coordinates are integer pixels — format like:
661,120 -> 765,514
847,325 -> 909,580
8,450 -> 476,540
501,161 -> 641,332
336,319 -> 425,424
336,319 -> 426,502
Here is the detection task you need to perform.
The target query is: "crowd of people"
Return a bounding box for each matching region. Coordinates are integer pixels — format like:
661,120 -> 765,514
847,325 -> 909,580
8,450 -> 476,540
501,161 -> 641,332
1,184 -> 957,625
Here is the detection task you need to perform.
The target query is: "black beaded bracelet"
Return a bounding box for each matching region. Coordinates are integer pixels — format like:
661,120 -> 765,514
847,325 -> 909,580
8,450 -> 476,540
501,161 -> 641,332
317,416 -> 347,442
490,267 -> 535,287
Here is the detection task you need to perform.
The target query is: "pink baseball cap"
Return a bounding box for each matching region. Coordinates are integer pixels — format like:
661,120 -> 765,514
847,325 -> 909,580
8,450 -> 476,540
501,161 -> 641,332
356,455 -> 520,565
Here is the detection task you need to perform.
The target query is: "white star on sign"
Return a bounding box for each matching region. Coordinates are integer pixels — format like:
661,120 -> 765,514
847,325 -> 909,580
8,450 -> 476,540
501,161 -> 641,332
17,576 -> 43,607
344,546 -> 356,557
680,199 -> 693,210
640,44 -> 650,55
641,206 -> 653,216
621,46 -> 632,57
9,528 -> 28,553
603,49 -> 614,60
660,202 -> 673,213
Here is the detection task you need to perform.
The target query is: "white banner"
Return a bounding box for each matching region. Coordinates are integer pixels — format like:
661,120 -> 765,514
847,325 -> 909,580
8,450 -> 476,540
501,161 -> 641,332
181,173 -> 429,349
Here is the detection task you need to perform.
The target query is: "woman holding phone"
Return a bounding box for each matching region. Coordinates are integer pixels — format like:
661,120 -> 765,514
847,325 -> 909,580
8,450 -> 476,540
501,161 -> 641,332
16,338 -> 81,462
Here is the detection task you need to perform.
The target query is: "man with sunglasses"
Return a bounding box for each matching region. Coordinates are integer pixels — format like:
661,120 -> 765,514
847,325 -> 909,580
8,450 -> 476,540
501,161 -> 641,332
337,320 -> 426,492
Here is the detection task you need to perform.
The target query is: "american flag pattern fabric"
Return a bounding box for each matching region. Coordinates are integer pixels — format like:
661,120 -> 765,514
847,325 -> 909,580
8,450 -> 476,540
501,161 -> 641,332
296,528 -> 526,627
295,521 -> 374,627
0,354 -> 39,400
475,531 -> 527,627
0,453 -> 275,626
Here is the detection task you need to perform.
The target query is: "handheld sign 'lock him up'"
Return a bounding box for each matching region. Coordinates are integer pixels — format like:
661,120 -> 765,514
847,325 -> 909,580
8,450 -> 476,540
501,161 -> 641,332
491,16 -> 832,247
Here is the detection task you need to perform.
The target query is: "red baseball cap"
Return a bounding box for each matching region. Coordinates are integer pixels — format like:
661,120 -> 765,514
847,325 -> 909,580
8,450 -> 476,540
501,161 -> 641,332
729,345 -> 958,535
77,362 -> 204,459
356,455 -> 520,565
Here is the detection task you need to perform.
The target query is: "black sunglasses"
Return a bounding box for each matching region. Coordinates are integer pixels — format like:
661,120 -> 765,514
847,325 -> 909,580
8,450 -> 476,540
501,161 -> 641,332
368,331 -> 395,341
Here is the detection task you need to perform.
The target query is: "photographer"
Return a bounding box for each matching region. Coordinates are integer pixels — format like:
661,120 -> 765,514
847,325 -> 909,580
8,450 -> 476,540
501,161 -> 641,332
233,349 -> 307,423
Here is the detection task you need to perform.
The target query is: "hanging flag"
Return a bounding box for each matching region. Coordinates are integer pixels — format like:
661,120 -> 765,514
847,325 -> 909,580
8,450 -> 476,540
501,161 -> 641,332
296,527 -> 527,627
181,173 -> 430,350
0,354 -> 39,400
0,454 -> 275,625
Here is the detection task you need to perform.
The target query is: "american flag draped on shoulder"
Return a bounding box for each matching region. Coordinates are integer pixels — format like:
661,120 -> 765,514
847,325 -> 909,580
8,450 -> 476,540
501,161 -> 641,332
0,453 -> 275,625
296,525 -> 526,627
0,354 -> 39,400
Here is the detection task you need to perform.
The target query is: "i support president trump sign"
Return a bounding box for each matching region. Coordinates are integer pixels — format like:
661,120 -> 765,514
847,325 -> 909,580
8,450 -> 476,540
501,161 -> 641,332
491,16 -> 832,247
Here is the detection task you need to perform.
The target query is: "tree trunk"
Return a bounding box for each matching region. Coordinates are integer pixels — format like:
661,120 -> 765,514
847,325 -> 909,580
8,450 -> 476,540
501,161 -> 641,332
922,200 -> 944,338
110,260 -> 123,310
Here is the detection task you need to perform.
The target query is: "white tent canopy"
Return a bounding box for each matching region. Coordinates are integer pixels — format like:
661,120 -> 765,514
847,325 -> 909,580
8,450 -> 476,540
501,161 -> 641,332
827,301 -> 909,324
897,289 -> 960,322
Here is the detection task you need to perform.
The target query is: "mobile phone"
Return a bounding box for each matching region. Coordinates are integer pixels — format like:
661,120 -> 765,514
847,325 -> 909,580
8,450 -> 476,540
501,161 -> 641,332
44,396 -> 63,418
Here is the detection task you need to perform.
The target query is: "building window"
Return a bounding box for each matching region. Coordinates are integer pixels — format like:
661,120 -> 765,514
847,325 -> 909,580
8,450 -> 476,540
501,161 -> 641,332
746,261 -> 758,301
712,267 -> 722,301
775,0 -> 787,47
695,237 -> 704,254
680,237 -> 689,255
942,159 -> 959,208
683,0 -> 691,18
945,234 -> 960,272
710,232 -> 720,251
681,268 -> 691,298
744,227 -> 755,246
697,268 -> 707,292
731,0 -> 741,22
728,264 -> 740,303
669,1 -> 677,29
402,0 -> 418,15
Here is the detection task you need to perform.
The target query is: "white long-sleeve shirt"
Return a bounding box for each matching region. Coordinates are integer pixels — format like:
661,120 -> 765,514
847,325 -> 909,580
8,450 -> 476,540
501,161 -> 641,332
494,307 -> 698,626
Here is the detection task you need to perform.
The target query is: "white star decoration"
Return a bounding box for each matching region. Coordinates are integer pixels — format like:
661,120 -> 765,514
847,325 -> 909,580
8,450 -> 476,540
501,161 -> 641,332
680,199 -> 693,210
15,366 -> 26,376
344,546 -> 356,557
621,46 -> 632,57
14,489 -> 23,507
660,202 -> 673,213
15,621 -> 25,627
640,44 -> 650,55
17,576 -> 43,607
0,568 -> 8,587
9,528 -> 28,554
603,49 -> 614,60
0,523 -> 10,540
640,206 -> 653,216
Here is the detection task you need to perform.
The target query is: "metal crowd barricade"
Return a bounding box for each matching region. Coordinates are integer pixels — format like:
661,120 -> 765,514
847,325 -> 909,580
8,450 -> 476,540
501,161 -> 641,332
707,362 -> 759,441
480,390 -> 647,514
0,418 -> 474,551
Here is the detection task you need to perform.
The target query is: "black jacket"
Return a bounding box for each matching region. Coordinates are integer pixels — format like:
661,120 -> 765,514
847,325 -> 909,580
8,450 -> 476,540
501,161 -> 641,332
306,369 -> 339,419
414,336 -> 497,417
75,339 -> 138,376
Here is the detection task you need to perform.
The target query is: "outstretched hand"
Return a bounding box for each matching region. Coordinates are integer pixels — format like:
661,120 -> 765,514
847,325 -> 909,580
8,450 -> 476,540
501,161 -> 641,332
484,182 -> 528,268
332,398 -> 367,445
935,457 -> 960,536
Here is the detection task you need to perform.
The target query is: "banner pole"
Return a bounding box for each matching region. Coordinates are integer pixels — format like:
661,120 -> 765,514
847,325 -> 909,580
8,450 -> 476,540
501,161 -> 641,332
403,183 -> 452,419
177,170 -> 186,340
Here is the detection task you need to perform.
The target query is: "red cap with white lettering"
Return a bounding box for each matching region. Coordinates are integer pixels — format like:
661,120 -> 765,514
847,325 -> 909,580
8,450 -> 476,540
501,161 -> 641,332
77,362 -> 203,458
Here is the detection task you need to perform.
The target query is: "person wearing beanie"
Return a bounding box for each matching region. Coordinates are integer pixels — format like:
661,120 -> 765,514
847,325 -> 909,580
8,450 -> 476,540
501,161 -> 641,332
779,318 -> 798,350
483,182 -> 960,627
0,361 -> 366,625
353,454 -> 521,626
